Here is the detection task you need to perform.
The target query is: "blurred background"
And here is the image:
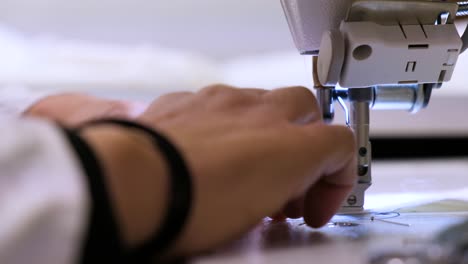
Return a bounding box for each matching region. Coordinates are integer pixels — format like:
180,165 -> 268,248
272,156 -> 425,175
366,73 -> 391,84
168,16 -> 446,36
0,0 -> 305,92
0,0 -> 467,139
0,0 -> 294,60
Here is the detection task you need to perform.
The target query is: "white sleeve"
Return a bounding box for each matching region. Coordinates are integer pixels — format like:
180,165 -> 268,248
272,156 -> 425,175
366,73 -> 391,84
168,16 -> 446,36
0,86 -> 50,117
0,118 -> 90,264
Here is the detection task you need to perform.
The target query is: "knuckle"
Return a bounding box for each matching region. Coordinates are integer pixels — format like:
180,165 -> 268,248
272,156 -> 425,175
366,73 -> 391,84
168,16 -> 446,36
199,84 -> 237,96
108,100 -> 132,115
199,84 -> 254,108
159,91 -> 193,100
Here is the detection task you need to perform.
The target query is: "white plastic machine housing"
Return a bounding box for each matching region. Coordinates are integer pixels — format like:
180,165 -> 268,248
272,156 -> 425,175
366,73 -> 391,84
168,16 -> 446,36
280,0 -> 351,54
323,22 -> 463,88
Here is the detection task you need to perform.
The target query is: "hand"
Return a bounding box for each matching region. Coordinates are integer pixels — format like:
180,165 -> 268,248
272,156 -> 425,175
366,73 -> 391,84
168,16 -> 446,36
137,84 -> 357,256
25,93 -> 146,126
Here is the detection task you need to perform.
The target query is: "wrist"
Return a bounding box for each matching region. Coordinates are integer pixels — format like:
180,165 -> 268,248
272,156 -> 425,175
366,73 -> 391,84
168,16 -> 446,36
81,125 -> 169,248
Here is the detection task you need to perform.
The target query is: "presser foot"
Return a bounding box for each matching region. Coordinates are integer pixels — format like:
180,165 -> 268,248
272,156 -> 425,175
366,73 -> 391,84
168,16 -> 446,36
339,182 -> 372,214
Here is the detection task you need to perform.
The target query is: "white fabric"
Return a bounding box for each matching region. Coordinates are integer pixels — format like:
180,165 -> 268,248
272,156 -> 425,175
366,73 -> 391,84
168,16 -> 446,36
0,86 -> 48,116
0,118 -> 89,264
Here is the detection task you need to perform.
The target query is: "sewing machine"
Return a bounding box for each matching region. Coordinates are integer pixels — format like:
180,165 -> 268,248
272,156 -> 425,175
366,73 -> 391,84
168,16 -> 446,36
191,2 -> 468,263
281,0 -> 468,212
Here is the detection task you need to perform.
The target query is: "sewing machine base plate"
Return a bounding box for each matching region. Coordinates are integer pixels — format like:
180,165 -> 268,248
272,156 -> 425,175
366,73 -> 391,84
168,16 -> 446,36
193,212 -> 468,264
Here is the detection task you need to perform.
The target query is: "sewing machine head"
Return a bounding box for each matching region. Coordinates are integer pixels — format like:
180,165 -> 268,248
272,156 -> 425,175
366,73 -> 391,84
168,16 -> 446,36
281,0 -> 467,212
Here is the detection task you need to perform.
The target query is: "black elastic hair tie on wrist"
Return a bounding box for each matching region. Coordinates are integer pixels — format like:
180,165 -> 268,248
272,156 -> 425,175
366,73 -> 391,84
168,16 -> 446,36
77,119 -> 193,263
62,127 -> 125,263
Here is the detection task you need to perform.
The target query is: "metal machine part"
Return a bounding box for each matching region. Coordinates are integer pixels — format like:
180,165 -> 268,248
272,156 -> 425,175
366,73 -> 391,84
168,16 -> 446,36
335,84 -> 431,211
331,84 -> 431,112
371,84 -> 430,113
461,1 -> 468,52
316,84 -> 432,211
327,1 -> 461,212
349,90 -> 372,175
345,88 -> 373,211
325,86 -> 434,212
346,0 -> 459,25
460,2 -> 468,17
316,88 -> 335,123
283,0 -> 465,212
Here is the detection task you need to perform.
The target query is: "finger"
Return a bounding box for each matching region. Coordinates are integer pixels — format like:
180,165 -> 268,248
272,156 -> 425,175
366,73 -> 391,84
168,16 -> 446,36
303,124 -> 356,186
263,86 -> 321,124
25,93 -> 115,126
299,124 -> 356,228
269,212 -> 288,222
282,195 -> 305,219
303,163 -> 355,228
25,93 -> 95,118
272,124 -> 355,226
27,93 -> 147,127
269,124 -> 355,198
263,124 -> 355,223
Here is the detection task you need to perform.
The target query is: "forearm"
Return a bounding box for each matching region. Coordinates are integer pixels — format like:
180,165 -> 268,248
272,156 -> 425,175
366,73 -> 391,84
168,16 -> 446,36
81,125 -> 169,248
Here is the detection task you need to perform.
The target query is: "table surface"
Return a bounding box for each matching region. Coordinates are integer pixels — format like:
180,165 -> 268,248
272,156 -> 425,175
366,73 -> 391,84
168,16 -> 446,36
192,159 -> 468,264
